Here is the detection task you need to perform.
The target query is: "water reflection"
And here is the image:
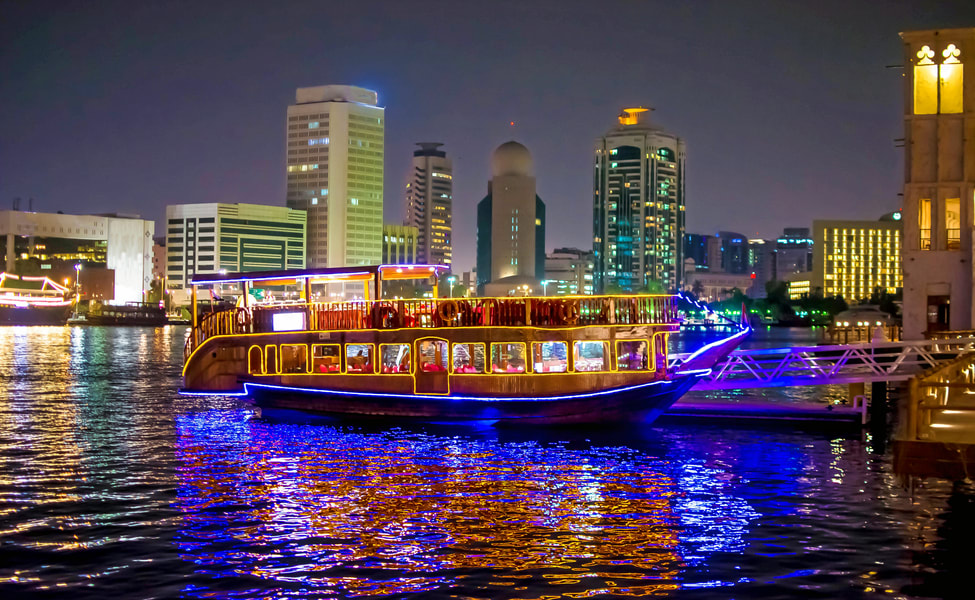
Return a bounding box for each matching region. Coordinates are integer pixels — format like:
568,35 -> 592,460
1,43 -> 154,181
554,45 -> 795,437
0,326 -> 972,599
174,413 -> 771,597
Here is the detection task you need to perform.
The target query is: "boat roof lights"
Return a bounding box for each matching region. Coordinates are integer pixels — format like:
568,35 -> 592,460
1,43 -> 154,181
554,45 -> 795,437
191,264 -> 449,286
0,272 -> 69,293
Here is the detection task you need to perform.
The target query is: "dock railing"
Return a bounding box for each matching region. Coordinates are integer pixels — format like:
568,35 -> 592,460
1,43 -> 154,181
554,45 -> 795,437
903,350 -> 975,442
184,295 -> 680,359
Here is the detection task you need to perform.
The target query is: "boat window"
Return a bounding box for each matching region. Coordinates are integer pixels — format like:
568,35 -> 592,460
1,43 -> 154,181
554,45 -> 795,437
280,344 -> 308,373
248,345 -> 263,375
417,339 -> 448,372
312,344 -> 341,373
346,344 -> 374,373
492,343 -> 527,373
574,341 -> 609,372
617,340 -> 650,371
380,343 -> 412,373
452,343 -> 486,374
532,342 -> 568,373
264,345 -> 278,374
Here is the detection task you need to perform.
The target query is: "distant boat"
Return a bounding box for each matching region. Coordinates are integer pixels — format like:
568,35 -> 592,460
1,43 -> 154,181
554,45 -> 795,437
85,302 -> 167,326
0,273 -> 73,326
180,265 -> 749,425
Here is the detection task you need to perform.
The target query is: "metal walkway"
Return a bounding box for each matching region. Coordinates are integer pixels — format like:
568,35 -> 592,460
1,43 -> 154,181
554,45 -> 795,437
678,337 -> 975,391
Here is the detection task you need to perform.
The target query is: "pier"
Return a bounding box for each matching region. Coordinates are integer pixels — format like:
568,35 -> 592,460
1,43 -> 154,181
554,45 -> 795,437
669,337 -> 975,427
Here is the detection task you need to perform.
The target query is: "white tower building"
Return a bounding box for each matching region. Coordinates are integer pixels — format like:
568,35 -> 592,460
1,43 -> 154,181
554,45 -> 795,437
286,85 -> 384,268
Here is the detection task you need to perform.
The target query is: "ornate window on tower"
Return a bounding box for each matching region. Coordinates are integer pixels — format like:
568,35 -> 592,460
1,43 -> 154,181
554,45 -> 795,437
914,43 -> 963,115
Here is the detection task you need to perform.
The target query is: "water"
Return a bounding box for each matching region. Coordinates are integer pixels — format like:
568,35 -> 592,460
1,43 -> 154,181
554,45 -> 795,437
1,326 -> 972,599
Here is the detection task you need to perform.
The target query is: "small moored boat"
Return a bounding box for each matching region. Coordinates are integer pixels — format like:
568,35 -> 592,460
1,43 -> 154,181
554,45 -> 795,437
180,265 -> 748,425
0,272 -> 73,326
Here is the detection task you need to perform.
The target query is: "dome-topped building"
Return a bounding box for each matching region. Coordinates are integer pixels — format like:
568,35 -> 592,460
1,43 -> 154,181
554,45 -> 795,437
491,141 -> 534,177
476,141 -> 546,295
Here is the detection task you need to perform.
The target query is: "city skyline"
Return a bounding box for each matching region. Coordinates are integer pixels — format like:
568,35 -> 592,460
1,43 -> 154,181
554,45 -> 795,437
2,1 -> 975,273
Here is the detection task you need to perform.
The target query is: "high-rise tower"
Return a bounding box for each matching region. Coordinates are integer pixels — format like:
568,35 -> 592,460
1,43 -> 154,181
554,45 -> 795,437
286,85 -> 384,268
593,108 -> 685,293
405,142 -> 452,266
476,141 -> 546,295
899,29 -> 974,338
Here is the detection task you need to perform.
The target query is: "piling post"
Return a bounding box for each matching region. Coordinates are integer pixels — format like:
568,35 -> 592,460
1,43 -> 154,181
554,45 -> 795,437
871,380 -> 887,426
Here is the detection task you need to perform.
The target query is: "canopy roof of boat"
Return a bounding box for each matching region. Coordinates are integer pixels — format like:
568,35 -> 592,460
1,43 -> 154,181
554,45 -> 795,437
0,272 -> 70,294
190,264 -> 450,287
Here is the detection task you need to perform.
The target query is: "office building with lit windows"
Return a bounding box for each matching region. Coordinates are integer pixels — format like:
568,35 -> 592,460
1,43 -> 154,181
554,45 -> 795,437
593,108 -> 685,293
164,203 -> 306,295
812,213 -> 903,303
544,248 -> 594,296
900,28 -> 975,338
405,142 -> 452,266
1,209 -> 153,303
476,141 -> 546,296
286,85 -> 384,268
382,224 -> 419,264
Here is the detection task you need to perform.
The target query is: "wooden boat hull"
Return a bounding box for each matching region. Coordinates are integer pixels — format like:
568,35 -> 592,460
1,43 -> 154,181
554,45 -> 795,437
84,315 -> 168,326
0,304 -> 71,326
235,371 -> 705,425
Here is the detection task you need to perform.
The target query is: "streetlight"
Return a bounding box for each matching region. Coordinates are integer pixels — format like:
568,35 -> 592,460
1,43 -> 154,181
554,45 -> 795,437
447,275 -> 457,298
74,263 -> 82,299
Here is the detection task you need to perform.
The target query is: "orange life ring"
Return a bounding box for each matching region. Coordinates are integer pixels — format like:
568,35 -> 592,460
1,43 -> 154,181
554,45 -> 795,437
438,300 -> 458,322
563,300 -> 580,325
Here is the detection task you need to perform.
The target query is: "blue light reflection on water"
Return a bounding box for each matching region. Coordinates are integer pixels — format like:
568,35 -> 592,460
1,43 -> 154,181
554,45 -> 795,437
0,326 -> 971,599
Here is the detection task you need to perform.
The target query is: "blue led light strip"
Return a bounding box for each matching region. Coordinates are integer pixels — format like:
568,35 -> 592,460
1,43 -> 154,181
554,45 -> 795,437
677,291 -> 745,328
179,369 -> 712,402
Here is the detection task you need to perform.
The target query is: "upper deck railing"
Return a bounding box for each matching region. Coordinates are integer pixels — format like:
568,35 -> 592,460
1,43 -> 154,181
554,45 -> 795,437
184,295 -> 680,358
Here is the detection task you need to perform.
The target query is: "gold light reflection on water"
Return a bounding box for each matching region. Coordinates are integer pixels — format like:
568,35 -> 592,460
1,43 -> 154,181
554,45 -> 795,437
0,327 -> 84,511
176,420 -> 685,597
0,326 -> 184,564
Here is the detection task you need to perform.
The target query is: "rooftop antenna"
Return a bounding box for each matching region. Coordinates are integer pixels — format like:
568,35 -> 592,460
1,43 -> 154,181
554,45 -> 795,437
12,197 -> 20,211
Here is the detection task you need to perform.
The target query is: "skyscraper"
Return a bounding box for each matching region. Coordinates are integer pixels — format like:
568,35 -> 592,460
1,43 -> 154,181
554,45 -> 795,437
286,85 -> 384,268
405,142 -> 452,266
476,141 -> 546,295
593,108 -> 686,293
899,28 -> 974,338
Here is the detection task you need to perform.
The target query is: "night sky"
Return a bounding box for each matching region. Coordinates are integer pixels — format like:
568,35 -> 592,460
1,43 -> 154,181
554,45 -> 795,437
3,0 -> 974,271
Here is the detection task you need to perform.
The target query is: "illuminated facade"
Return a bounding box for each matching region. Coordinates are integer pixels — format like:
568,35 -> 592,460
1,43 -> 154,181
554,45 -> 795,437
405,143 -> 452,266
286,85 -> 384,268
165,203 -> 306,291
899,28 -> 974,337
476,141 -> 546,295
0,209 -> 153,303
382,224 -> 418,264
544,248 -> 594,296
812,214 -> 902,302
594,108 -> 686,293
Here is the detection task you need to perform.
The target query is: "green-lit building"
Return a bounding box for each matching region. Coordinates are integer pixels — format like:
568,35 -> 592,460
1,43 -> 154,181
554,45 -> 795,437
593,108 -> 686,293
165,203 -> 306,291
